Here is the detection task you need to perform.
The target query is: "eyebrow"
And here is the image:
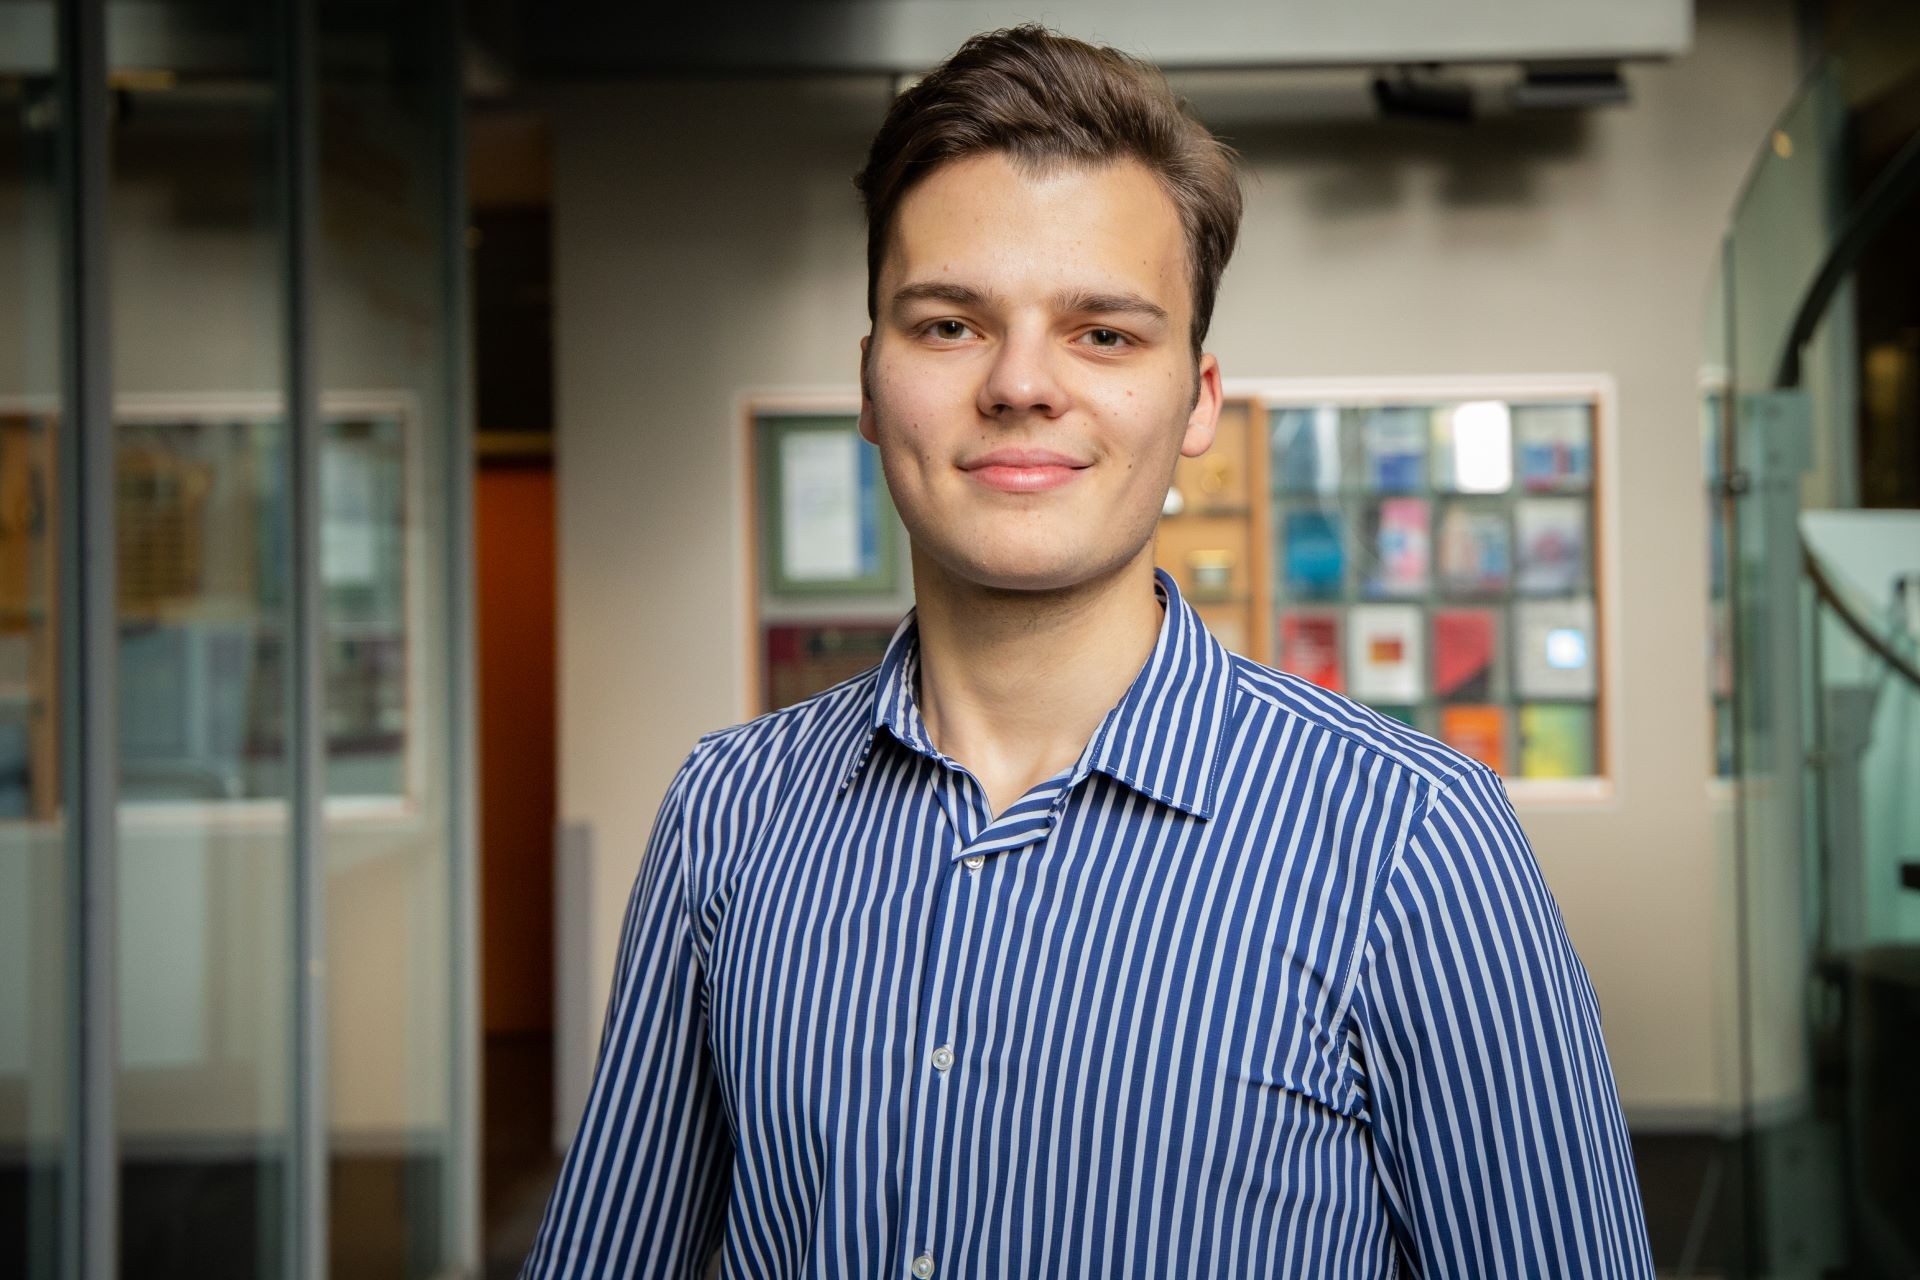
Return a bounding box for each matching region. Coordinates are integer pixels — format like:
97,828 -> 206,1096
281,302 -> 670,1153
889,281 -> 999,314
1053,289 -> 1169,325
888,281 -> 1170,327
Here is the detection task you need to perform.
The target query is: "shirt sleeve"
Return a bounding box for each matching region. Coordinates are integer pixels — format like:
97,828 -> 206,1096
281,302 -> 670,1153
520,744 -> 733,1280
1348,764 -> 1655,1278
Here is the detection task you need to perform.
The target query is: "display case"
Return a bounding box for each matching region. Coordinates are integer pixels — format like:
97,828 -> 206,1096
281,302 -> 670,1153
1247,378 -> 1614,787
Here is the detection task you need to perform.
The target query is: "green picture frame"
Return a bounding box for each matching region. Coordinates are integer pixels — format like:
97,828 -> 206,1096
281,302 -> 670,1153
755,412 -> 900,597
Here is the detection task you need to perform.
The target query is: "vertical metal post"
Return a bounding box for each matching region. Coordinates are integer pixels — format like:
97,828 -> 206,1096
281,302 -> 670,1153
278,0 -> 328,1274
54,0 -> 116,1276
441,0 -> 483,1265
1719,230 -> 1759,1280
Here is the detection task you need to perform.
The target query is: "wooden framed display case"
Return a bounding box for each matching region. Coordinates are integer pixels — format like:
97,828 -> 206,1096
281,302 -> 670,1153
1236,375 -> 1617,795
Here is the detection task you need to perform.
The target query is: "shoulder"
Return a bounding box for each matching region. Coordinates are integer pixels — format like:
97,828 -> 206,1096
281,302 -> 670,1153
672,662 -> 883,822
1224,652 -> 1482,802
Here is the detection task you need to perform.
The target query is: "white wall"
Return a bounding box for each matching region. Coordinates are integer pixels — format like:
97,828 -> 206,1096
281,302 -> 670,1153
551,0 -> 1801,1128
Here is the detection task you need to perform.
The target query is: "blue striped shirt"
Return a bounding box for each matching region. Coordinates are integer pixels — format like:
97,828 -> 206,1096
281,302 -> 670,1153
523,567 -> 1653,1279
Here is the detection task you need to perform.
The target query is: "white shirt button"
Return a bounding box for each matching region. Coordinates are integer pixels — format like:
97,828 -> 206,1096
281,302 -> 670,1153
962,855 -> 984,872
930,1044 -> 954,1072
911,1254 -> 935,1278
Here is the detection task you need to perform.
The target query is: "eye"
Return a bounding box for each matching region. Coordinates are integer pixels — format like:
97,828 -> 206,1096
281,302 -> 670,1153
1079,327 -> 1130,349
923,318 -> 976,341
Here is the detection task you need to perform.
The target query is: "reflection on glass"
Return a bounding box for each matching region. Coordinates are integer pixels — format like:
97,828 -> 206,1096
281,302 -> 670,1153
108,3 -> 293,1271
317,4 -> 463,1272
107,407 -> 412,806
1,38 -> 69,1277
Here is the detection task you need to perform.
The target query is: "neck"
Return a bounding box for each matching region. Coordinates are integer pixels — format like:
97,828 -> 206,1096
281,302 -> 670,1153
909,545 -> 1166,788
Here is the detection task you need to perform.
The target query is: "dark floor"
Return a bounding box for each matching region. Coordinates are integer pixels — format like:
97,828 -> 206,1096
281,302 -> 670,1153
1632,1130 -> 1740,1277
485,1031 -> 561,1280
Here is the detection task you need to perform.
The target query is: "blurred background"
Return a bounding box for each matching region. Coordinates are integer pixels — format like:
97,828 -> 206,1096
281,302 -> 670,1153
1,0 -> 1917,1276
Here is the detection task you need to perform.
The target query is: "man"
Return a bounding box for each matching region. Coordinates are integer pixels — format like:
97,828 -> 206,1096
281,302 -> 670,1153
524,25 -> 1654,1280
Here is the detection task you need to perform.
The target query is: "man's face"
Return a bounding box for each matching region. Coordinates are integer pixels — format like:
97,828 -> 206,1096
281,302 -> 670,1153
860,151 -> 1221,595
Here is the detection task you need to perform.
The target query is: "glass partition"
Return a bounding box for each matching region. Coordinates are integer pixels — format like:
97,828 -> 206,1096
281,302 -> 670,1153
1,0 -> 472,1275
1707,3 -> 1920,1274
0,3 -> 74,1275
315,5 -> 469,1274
106,3 -> 298,1273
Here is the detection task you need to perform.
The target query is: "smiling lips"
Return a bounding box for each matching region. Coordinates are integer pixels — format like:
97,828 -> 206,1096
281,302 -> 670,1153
962,447 -> 1090,493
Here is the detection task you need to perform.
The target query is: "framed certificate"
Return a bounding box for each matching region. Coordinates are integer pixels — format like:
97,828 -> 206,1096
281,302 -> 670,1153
755,413 -> 899,597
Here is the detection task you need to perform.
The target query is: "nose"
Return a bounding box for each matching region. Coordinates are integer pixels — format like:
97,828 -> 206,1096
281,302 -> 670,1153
978,322 -> 1069,420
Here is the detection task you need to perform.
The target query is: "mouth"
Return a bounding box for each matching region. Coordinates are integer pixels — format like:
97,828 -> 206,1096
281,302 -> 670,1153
966,462 -> 1086,493
962,450 -> 1091,494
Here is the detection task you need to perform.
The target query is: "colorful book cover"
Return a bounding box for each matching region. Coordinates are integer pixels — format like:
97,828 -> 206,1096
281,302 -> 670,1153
1441,705 -> 1507,773
1364,498 -> 1430,598
1515,599 -> 1596,699
1361,407 -> 1428,492
1349,604 -> 1423,703
1514,403 -> 1593,492
1279,610 -> 1344,693
1283,508 -> 1346,599
1515,498 -> 1588,595
1519,704 -> 1596,778
1437,502 -> 1512,595
1433,608 -> 1499,701
1271,406 -> 1341,493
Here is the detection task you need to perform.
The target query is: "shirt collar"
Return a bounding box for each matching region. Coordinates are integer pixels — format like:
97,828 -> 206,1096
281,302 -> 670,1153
840,566 -> 1241,820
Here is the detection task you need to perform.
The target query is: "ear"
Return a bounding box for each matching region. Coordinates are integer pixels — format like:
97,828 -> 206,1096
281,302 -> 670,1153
1180,352 -> 1223,458
857,333 -> 878,445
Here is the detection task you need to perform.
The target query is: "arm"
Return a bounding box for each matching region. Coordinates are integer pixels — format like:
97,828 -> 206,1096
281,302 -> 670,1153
521,744 -> 733,1280
1348,765 -> 1654,1278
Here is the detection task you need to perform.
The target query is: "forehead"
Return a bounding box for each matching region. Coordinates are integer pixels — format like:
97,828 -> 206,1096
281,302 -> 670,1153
882,152 -> 1189,311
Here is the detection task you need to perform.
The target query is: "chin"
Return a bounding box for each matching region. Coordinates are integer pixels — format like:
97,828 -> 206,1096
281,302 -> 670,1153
933,540 -> 1140,596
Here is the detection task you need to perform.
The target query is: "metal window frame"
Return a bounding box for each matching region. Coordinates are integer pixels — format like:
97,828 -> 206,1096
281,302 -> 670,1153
55,0 -> 115,1276
276,0 -> 328,1274
443,0 -> 483,1261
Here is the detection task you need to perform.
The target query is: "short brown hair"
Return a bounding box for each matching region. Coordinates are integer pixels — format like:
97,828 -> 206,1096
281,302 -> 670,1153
855,25 -> 1243,356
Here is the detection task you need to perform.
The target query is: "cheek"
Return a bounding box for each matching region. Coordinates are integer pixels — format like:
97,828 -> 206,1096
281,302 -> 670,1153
1090,385 -> 1184,466
871,372 -> 952,466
